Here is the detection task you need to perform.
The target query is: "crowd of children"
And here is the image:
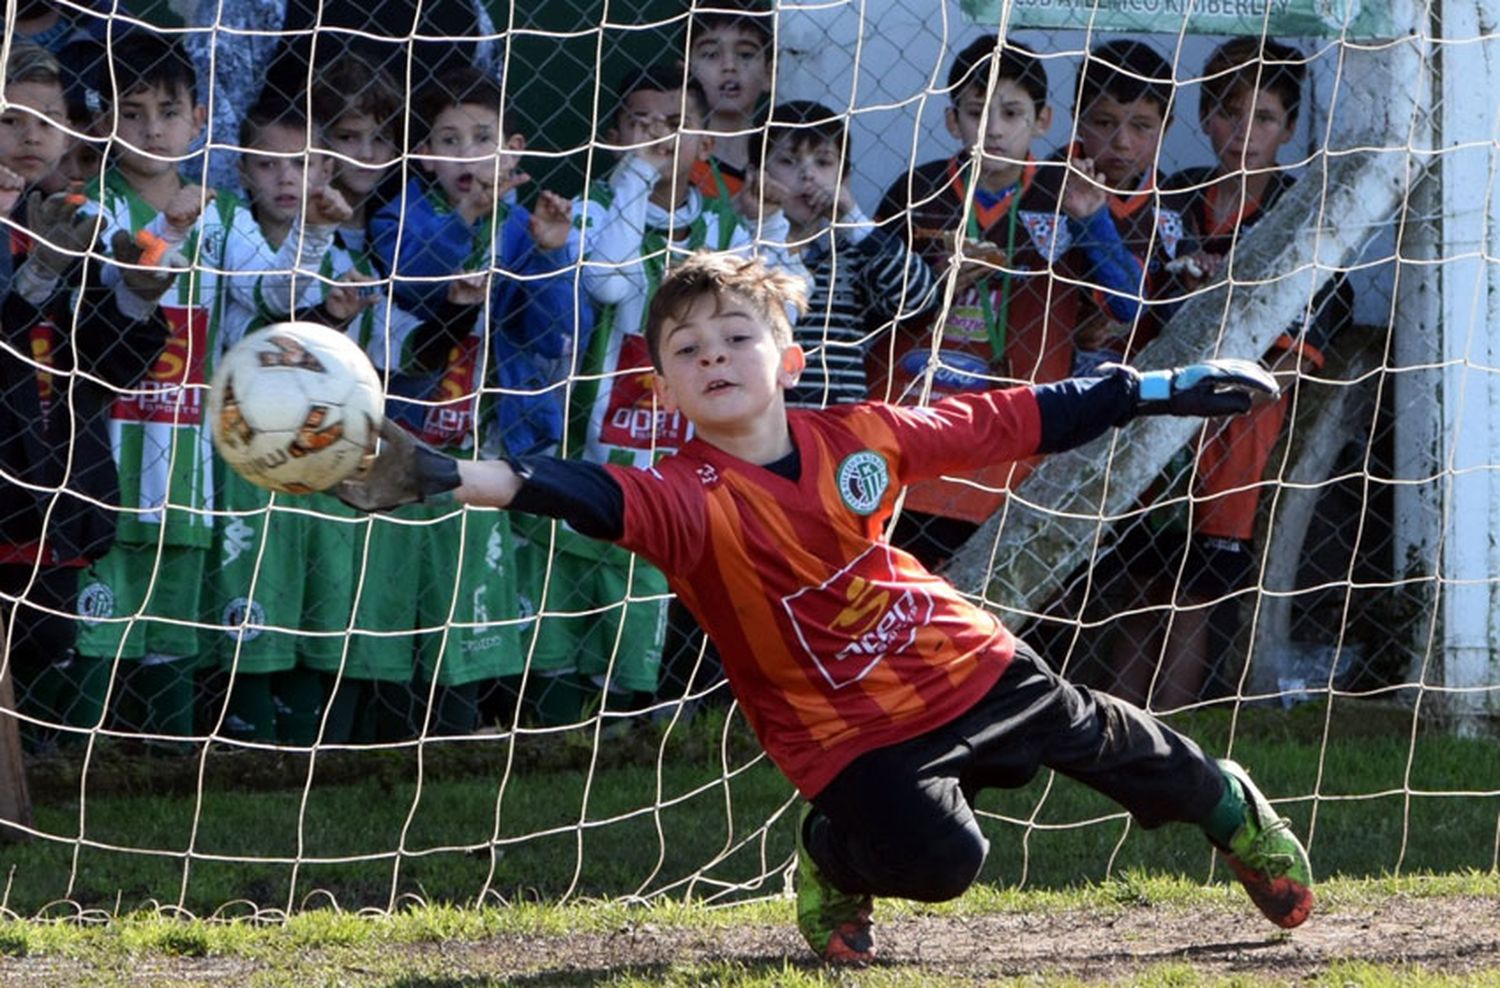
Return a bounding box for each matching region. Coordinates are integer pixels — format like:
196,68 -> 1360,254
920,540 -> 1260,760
1,0 -> 1348,748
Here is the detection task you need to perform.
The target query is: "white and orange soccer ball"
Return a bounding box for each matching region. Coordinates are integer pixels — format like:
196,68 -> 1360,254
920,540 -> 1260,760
208,322 -> 383,494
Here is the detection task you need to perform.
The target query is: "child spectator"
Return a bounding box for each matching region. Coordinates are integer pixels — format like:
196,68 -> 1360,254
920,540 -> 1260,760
309,53 -> 401,248
544,63 -> 806,723
367,65 -> 578,736
0,41 -> 177,750
208,99 -> 370,744
1065,38 -> 1196,373
1106,39 -> 1354,708
185,0 -> 500,190
338,250 -> 1314,965
685,0 -> 774,200
760,100 -> 939,408
74,33 -> 250,742
873,37 -> 1130,569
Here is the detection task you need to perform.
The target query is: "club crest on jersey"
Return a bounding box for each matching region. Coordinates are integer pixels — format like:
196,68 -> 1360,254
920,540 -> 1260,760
1019,210 -> 1071,261
1157,210 -> 1185,258
76,581 -> 114,624
836,450 -> 889,515
221,597 -> 266,643
696,463 -> 720,487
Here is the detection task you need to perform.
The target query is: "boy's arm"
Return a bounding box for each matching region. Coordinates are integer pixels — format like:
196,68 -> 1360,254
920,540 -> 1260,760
1067,206 -> 1144,324
574,157 -> 657,305
855,226 -> 942,324
372,195 -> 480,320
881,360 -> 1279,483
499,196 -> 581,358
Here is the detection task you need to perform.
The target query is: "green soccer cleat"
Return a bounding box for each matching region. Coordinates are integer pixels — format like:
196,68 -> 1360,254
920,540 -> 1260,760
795,804 -> 875,964
1214,759 -> 1315,929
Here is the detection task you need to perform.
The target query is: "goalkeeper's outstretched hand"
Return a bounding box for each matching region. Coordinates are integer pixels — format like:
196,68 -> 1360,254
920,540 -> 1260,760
1118,358 -> 1280,418
336,419 -> 461,512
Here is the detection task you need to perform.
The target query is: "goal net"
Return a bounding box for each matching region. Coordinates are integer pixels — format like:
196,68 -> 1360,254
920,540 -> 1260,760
1,0 -> 1496,920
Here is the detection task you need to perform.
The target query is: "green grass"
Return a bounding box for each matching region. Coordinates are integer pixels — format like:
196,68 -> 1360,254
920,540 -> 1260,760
2,874 -> 1499,985
2,701 -> 1497,919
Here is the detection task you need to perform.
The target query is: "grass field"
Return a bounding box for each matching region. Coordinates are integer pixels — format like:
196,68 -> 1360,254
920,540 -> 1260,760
2,699 -> 1498,984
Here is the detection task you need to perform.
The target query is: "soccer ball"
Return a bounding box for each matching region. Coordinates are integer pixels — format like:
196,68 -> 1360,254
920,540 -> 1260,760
208,322 -> 383,494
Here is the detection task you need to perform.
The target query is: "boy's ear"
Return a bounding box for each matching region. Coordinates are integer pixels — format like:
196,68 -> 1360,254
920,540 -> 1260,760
415,141 -> 434,174
193,103 -> 207,134
943,105 -> 963,141
505,133 -> 526,152
697,132 -> 714,162
1034,104 -> 1053,137
779,344 -> 806,387
651,369 -> 678,413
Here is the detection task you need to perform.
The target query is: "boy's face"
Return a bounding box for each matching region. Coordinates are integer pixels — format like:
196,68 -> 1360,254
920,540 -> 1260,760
652,289 -> 801,440
760,132 -> 842,229
1202,85 -> 1294,175
324,110 -> 396,199
945,78 -> 1051,186
113,82 -> 204,180
420,101 -> 522,203
240,122 -> 324,228
1074,93 -> 1167,189
688,24 -> 770,121
0,79 -> 69,186
613,87 -> 711,185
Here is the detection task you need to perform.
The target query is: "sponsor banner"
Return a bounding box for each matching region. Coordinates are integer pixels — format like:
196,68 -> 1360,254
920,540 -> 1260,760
960,0 -> 1390,38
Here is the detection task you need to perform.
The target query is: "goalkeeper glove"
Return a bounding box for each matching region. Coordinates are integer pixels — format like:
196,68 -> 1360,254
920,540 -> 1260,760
336,419 -> 462,512
1112,358 -> 1280,418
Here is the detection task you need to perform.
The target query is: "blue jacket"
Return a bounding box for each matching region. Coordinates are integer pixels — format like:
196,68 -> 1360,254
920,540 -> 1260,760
372,178 -> 585,456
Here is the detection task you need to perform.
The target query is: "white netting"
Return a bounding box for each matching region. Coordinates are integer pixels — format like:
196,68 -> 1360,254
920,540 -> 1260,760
1,0 -> 1497,921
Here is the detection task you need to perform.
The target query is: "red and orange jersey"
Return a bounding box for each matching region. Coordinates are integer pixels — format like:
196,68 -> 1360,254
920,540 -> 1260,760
607,388 -> 1043,796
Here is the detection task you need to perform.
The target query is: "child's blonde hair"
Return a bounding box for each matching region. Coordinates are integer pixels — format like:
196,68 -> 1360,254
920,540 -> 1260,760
5,40 -> 62,87
644,251 -> 807,369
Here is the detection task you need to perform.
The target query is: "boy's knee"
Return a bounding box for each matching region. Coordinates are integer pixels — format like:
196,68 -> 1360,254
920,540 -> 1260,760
886,824 -> 988,902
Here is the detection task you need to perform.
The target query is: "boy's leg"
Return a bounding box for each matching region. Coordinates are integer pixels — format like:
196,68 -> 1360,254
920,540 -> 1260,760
798,723 -> 990,963
978,639 -> 1312,927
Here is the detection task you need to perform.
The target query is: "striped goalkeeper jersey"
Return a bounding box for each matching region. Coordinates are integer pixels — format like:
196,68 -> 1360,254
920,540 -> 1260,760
605,388 -> 1044,796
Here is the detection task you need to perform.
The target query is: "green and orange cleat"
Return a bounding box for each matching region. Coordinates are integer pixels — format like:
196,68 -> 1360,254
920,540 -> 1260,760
1214,759 -> 1315,929
795,805 -> 875,964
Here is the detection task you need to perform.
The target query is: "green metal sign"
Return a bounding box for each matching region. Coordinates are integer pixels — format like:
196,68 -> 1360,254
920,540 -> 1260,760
960,0 -> 1391,38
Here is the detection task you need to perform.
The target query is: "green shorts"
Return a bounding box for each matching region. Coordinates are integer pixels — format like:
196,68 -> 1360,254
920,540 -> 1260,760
298,493 -> 362,670
75,542 -> 206,661
528,535 -> 669,694
208,471 -> 308,674
337,503 -> 523,687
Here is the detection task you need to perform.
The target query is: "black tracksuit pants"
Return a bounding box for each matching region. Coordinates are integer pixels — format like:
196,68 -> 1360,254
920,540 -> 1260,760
804,638 -> 1226,901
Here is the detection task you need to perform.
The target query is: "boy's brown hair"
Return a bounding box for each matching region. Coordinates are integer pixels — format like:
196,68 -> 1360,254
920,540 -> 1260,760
414,64 -> 512,147
644,251 -> 808,369
1199,38 -> 1306,126
310,52 -> 401,138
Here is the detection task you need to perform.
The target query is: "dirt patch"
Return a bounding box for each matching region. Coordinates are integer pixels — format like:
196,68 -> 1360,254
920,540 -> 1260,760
2,895 -> 1496,985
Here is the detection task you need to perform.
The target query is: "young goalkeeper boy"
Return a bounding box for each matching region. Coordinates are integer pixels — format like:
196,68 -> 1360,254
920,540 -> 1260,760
336,250 -> 1315,965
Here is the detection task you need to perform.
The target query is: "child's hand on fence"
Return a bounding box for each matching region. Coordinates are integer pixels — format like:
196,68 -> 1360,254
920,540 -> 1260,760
24,190 -> 101,280
305,184 -> 353,229
530,190 -> 573,251
111,229 -> 186,303
735,169 -> 788,225
1061,156 -> 1109,220
446,271 -> 489,307
0,165 -> 25,216
325,270 -> 381,323
163,185 -> 213,238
